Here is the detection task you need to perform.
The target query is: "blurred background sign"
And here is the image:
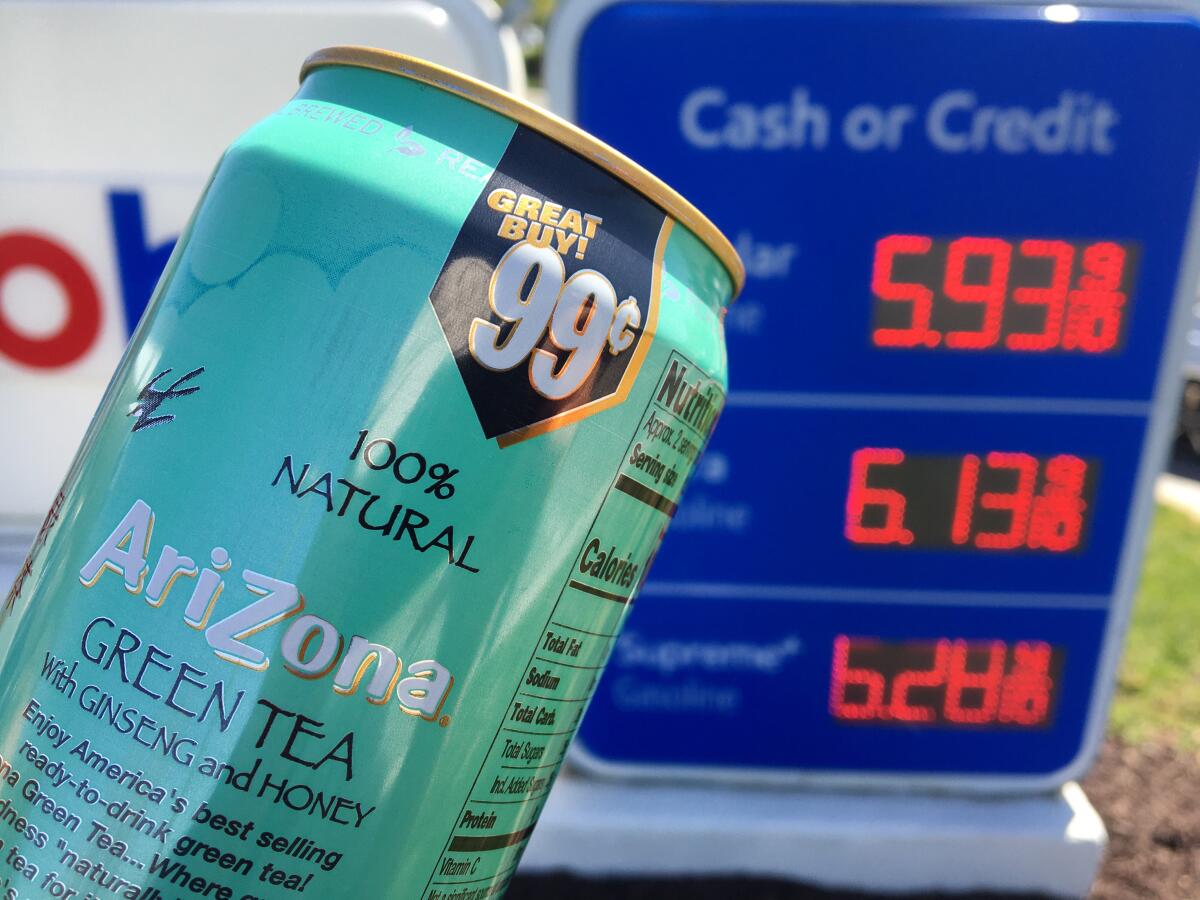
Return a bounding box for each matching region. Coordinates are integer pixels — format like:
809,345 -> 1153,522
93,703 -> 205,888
0,0 -> 524,559
546,0 -> 1200,791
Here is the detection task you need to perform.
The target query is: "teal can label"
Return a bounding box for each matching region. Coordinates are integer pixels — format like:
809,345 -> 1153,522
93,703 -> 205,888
0,52 -> 735,900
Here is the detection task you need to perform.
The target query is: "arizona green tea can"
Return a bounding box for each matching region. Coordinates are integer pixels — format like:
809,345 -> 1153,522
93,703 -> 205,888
0,48 -> 740,900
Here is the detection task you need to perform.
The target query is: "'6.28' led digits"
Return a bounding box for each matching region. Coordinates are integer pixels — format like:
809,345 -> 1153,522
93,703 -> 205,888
830,636 -> 1063,728
872,235 -> 1137,353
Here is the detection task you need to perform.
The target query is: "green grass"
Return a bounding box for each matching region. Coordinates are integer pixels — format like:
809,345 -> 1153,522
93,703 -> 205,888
1110,503 -> 1200,748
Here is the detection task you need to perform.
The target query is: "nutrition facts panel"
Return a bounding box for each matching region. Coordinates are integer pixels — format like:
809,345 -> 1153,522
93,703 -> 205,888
422,351 -> 724,897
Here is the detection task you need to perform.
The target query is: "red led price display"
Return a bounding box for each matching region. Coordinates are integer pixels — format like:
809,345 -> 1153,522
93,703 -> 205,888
872,235 -> 1138,353
845,449 -> 1097,552
830,636 -> 1065,728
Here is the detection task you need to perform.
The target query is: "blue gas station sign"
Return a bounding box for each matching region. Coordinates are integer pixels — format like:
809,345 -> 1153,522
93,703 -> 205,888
546,1 -> 1200,788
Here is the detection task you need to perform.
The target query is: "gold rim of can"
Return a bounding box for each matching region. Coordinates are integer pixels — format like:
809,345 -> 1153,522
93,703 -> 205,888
300,46 -> 745,299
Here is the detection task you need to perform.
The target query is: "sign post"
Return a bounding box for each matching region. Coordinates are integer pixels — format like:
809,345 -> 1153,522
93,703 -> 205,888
526,1 -> 1200,892
545,0 -> 1200,792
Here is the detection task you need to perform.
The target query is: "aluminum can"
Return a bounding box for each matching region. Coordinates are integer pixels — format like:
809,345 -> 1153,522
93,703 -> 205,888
0,49 -> 741,900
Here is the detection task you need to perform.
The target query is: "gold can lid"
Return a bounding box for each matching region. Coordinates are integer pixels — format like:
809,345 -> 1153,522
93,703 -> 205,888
301,47 -> 745,298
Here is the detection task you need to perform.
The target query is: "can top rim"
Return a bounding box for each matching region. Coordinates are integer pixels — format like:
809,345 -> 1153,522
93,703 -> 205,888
299,46 -> 744,298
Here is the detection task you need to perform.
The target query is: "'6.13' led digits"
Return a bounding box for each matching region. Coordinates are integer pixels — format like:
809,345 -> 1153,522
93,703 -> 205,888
845,449 -> 1098,552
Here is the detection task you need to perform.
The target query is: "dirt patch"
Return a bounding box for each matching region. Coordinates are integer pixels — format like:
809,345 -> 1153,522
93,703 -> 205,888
1083,737 -> 1200,899
508,875 -> 865,899
508,736 -> 1200,899
507,874 -> 1049,899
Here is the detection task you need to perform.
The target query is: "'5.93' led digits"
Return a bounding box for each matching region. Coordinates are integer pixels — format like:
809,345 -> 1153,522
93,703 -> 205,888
872,235 -> 1138,353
